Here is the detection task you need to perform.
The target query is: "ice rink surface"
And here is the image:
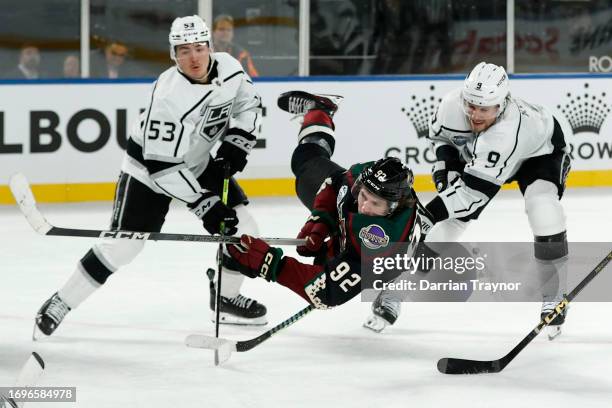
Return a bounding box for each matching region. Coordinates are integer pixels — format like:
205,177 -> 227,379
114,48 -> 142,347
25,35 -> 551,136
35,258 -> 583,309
1,187 -> 611,408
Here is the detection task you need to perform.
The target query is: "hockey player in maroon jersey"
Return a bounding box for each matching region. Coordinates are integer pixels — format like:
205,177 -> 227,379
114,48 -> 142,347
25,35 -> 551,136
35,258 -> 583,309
226,91 -> 433,309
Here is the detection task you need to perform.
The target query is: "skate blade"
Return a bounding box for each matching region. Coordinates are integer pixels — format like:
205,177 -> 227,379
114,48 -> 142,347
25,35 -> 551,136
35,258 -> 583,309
211,312 -> 267,326
362,315 -> 388,333
32,323 -> 47,341
320,94 -> 344,106
546,325 -> 562,341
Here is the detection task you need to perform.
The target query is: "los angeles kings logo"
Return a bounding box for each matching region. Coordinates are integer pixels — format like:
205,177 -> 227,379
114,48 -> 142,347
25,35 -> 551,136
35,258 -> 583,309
199,100 -> 233,141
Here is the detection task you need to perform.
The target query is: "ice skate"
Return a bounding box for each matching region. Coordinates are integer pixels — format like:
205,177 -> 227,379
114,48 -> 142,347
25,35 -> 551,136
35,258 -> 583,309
277,90 -> 343,117
207,269 -> 267,326
34,292 -> 71,340
363,291 -> 401,333
541,295 -> 568,341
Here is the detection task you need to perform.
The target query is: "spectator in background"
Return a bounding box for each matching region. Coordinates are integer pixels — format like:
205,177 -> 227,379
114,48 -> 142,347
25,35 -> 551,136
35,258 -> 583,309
213,14 -> 259,77
4,44 -> 44,79
309,0 -> 370,75
410,0 -> 453,73
569,5 -> 593,38
91,41 -> 128,78
372,0 -> 415,74
63,54 -> 80,78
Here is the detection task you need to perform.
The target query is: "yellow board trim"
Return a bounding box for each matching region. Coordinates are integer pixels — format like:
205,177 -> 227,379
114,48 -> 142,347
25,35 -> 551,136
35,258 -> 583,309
1,170 -> 612,204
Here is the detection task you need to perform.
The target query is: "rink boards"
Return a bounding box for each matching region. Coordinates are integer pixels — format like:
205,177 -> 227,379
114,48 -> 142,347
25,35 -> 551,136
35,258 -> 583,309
1,74 -> 611,203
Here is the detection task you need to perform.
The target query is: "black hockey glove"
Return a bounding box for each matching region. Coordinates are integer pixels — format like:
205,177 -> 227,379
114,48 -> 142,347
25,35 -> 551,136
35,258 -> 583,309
215,130 -> 257,176
188,192 -> 238,235
432,161 -> 461,193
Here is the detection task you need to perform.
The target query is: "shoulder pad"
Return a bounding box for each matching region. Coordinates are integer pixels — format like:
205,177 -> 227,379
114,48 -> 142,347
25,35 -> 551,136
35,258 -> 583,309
212,52 -> 244,77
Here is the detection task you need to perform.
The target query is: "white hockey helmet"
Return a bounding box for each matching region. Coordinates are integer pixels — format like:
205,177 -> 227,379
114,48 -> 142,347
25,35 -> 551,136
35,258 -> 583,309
462,62 -> 509,110
169,15 -> 211,61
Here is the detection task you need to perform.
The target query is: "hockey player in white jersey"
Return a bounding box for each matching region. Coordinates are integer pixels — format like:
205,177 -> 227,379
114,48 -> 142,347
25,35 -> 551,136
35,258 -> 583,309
34,15 -> 268,338
365,62 -> 571,339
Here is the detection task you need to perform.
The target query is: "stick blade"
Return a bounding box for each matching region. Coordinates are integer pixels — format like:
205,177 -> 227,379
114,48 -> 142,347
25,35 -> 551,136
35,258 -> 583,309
8,173 -> 52,235
15,352 -> 45,386
185,335 -> 235,365
185,334 -> 227,349
2,352 -> 46,408
437,357 -> 502,374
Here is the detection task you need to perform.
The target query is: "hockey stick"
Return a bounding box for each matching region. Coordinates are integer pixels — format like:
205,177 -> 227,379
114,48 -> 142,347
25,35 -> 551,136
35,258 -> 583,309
438,249 -> 612,374
213,163 -> 231,366
186,305 -> 315,364
8,173 -> 305,246
1,352 -> 45,408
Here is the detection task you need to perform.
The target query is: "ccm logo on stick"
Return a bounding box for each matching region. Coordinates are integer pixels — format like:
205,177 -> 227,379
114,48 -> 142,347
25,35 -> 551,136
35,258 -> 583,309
99,231 -> 150,240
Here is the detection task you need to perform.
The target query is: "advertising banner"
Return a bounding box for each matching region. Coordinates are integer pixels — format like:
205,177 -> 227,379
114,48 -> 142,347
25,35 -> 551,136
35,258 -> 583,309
1,75 -> 611,202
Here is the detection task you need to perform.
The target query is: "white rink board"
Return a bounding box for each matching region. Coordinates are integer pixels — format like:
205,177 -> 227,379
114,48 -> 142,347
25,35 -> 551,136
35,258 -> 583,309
1,76 -> 611,185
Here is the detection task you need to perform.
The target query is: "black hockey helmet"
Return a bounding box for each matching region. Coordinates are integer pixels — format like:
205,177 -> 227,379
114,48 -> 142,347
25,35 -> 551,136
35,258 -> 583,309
352,157 -> 414,215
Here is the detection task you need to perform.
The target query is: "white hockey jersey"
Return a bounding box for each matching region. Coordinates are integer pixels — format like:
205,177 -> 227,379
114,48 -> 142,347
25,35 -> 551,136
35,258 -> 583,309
122,52 -> 261,203
428,88 -> 560,220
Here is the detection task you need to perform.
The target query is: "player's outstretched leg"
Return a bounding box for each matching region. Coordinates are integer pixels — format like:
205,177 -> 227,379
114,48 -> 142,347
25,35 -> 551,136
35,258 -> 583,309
279,91 -> 345,210
524,179 -> 569,340
34,238 -> 143,339
34,174 -> 158,339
